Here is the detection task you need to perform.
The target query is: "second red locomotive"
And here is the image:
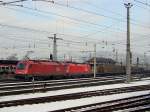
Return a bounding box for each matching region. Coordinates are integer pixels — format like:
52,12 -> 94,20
15,60 -> 91,79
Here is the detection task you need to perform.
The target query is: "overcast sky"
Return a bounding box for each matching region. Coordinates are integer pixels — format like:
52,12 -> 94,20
0,0 -> 150,62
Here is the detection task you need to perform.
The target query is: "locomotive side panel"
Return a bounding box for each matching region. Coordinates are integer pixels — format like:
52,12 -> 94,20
27,63 -> 57,76
67,63 -> 91,75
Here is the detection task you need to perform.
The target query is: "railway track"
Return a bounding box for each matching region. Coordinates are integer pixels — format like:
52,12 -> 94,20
0,75 -> 148,96
0,75 -> 124,86
1,74 -> 144,90
0,73 -> 147,89
51,93 -> 150,112
2,77 -> 129,89
116,104 -> 150,112
0,76 -> 127,91
0,78 -> 125,96
0,73 -> 146,86
0,84 -> 150,108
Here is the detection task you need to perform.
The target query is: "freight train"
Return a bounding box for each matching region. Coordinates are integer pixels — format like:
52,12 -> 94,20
15,60 -> 145,80
15,60 -> 92,80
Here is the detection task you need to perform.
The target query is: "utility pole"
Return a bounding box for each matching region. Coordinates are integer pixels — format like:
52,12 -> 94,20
136,57 -> 139,68
144,52 -> 147,69
116,49 -> 118,64
81,43 -> 97,78
124,3 -> 133,83
48,34 -> 62,61
94,43 -> 97,78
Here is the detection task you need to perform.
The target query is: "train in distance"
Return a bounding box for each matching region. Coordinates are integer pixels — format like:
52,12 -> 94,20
15,59 -> 145,80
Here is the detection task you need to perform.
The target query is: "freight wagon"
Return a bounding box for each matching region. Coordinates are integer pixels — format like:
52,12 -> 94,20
95,64 -> 125,75
93,64 -> 144,75
15,59 -> 145,80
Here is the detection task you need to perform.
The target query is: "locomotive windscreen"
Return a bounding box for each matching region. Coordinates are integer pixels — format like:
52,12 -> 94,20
17,63 -> 26,70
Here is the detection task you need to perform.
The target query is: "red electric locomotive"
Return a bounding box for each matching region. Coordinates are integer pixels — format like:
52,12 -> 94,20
15,60 -> 91,79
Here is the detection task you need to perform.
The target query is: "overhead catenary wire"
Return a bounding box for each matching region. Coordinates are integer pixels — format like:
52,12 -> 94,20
0,23 -> 101,45
0,1 -> 149,41
134,0 -> 150,7
0,22 -> 123,46
1,0 -> 150,32
133,3 -> 150,11
83,0 -> 150,26
0,23 -> 149,51
1,31 -> 149,51
0,19 -> 149,49
0,0 -> 28,5
0,4 -> 149,47
32,0 -> 150,30
1,0 -> 150,35
3,0 -> 149,36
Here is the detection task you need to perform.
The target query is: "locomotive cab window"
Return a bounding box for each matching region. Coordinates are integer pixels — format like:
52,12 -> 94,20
17,63 -> 26,70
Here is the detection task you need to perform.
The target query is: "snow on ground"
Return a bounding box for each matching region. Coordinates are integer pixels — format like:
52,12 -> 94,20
0,90 -> 150,112
0,78 -> 150,102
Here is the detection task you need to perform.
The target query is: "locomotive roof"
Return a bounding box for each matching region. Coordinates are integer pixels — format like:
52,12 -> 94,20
20,60 -> 87,64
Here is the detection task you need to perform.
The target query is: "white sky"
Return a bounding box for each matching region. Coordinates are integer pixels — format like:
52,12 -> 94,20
0,0 -> 150,63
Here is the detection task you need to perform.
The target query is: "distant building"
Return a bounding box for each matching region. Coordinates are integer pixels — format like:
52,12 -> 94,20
86,57 -> 116,65
0,60 -> 19,65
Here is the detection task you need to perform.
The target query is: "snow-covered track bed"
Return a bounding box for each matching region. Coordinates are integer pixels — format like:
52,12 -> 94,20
0,84 -> 150,108
51,93 -> 150,112
0,77 -> 126,96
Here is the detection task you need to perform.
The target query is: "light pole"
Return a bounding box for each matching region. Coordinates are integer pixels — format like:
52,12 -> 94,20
124,3 -> 133,83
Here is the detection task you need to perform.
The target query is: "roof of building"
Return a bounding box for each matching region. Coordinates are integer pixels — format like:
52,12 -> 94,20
86,57 -> 116,64
0,60 -> 19,65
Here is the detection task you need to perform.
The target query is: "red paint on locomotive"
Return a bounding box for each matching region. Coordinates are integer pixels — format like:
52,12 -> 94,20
67,63 -> 91,75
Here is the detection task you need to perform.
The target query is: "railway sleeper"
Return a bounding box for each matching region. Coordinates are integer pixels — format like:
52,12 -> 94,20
77,97 -> 150,112
117,104 -> 150,112
98,97 -> 150,112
